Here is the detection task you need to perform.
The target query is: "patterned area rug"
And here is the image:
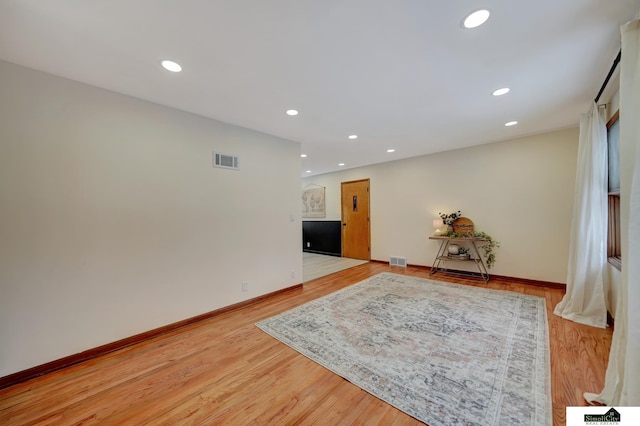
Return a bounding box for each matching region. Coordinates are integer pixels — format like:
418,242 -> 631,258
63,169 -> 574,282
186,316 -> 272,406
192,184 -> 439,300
256,272 -> 551,426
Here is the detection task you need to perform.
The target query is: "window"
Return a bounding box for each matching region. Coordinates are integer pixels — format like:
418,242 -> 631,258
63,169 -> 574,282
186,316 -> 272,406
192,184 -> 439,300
607,110 -> 621,269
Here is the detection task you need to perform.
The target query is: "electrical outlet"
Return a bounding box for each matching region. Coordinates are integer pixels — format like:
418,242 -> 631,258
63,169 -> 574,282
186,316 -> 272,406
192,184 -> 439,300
242,282 -> 248,292
291,271 -> 295,279
306,242 -> 311,247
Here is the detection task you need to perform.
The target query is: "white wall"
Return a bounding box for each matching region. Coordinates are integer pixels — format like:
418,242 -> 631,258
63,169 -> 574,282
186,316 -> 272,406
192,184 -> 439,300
0,61 -> 302,377
303,127 -> 578,283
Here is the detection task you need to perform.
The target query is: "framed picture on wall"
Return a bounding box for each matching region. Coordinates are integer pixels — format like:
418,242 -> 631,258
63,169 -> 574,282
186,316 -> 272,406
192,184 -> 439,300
302,187 -> 325,218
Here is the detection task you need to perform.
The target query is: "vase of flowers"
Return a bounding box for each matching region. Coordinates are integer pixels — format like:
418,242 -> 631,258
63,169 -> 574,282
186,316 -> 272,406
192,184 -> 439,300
438,210 -> 461,232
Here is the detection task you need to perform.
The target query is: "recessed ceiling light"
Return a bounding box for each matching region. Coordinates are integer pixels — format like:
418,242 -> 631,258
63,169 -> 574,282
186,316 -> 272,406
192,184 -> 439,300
301,154 -> 307,158
305,170 -> 312,173
463,10 -> 490,29
338,163 -> 345,166
387,149 -> 396,153
492,88 -> 510,96
348,135 -> 358,140
505,121 -> 518,127
286,109 -> 299,116
161,60 -> 182,72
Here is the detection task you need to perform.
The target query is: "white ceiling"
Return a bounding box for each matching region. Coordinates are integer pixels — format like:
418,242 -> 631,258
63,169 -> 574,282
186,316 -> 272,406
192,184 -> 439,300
1,1 -> 637,177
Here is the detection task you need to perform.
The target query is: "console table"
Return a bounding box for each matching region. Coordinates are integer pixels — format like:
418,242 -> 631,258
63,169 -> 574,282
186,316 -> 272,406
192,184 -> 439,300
429,236 -> 490,283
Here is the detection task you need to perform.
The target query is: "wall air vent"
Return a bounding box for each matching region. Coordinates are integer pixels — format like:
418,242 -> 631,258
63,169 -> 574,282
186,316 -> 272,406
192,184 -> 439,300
213,151 -> 239,170
389,256 -> 407,267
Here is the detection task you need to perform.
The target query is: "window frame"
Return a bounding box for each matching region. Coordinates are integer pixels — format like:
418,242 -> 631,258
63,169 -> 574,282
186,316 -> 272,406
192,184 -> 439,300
606,110 -> 621,270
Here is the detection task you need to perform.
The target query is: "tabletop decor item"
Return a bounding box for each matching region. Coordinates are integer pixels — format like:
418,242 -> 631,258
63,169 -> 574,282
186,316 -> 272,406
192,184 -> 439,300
432,218 -> 445,235
447,244 -> 460,255
452,217 -> 474,235
448,246 -> 470,260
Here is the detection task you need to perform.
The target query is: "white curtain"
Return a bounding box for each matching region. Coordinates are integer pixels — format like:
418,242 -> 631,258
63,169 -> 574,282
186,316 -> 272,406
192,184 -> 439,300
553,102 -> 608,328
586,15 -> 640,407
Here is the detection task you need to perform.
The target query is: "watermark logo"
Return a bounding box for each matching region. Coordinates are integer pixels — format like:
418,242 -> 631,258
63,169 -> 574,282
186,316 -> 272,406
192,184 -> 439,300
584,408 -> 621,424
567,407 -> 639,426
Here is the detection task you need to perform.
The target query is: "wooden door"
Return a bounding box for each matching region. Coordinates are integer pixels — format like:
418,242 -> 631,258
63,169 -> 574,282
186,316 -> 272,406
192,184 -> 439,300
341,179 -> 370,260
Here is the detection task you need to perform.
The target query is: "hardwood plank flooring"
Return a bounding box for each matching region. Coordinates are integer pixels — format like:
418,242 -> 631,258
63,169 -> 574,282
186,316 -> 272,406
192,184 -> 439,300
0,263 -> 612,425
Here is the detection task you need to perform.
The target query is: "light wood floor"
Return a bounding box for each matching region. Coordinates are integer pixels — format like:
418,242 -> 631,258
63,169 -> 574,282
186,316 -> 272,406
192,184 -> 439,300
0,264 -> 612,425
303,252 -> 369,282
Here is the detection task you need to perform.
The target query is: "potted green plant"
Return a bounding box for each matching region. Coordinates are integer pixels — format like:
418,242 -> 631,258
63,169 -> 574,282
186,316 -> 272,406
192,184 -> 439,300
457,246 -> 470,259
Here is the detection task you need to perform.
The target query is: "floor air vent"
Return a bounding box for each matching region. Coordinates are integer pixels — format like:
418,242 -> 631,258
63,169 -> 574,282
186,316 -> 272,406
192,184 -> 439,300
213,152 -> 239,170
389,256 -> 407,267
